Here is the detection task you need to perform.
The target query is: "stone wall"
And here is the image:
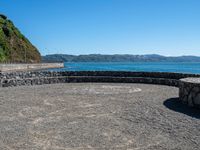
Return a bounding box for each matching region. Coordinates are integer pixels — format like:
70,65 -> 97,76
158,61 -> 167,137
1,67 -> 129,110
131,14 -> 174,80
0,63 -> 64,72
0,71 -> 200,87
179,78 -> 200,108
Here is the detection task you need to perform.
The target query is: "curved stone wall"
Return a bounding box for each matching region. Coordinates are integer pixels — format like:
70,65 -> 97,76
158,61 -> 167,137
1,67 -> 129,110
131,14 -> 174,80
1,71 -> 200,79
1,71 -> 200,108
0,71 -> 200,87
179,78 -> 200,108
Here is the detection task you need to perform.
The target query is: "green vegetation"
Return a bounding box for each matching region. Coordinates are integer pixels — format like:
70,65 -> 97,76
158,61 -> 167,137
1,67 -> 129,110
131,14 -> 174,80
0,14 -> 41,63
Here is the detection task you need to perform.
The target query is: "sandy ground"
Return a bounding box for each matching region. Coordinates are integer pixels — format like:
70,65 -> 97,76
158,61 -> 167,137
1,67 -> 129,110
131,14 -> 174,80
0,83 -> 200,150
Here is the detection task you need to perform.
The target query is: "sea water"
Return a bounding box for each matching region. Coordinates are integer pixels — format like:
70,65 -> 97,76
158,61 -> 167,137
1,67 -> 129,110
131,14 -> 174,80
50,62 -> 200,74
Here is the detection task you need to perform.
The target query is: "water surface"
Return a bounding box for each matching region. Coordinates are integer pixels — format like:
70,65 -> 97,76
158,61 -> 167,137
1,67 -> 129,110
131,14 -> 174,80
51,62 -> 200,74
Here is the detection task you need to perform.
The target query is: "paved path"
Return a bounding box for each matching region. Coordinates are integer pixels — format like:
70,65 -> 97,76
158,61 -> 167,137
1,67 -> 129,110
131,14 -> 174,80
0,83 -> 199,150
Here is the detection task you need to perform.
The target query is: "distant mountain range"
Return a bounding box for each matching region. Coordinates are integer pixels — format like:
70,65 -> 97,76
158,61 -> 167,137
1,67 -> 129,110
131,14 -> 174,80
42,54 -> 200,62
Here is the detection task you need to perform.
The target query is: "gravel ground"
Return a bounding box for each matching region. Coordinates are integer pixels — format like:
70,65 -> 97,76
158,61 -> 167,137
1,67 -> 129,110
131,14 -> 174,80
0,83 -> 200,150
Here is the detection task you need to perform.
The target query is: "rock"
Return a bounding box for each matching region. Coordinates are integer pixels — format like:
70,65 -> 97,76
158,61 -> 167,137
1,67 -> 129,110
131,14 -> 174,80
193,93 -> 200,105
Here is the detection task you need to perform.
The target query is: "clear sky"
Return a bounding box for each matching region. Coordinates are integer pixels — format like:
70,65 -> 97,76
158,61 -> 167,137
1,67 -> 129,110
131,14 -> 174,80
1,0 -> 200,56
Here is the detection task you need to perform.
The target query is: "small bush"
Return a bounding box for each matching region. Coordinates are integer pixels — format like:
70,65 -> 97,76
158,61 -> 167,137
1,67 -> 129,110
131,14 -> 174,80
2,26 -> 10,37
0,47 -> 6,62
0,14 -> 7,20
0,18 -> 5,24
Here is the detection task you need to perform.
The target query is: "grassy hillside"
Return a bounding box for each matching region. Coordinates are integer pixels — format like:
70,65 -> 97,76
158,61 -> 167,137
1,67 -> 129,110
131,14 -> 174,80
0,14 -> 41,63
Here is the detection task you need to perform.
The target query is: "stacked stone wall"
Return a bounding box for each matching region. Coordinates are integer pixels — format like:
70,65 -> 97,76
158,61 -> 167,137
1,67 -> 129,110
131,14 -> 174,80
0,71 -> 199,87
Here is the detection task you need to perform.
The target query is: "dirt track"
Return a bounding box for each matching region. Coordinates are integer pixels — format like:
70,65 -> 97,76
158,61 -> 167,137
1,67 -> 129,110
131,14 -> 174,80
0,83 -> 200,150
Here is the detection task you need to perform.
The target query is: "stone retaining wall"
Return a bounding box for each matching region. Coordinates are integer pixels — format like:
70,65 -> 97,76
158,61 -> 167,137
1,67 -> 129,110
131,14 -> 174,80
0,71 -> 200,87
0,63 -> 64,72
1,71 -> 200,79
0,76 -> 179,87
179,78 -> 200,108
1,71 -> 200,109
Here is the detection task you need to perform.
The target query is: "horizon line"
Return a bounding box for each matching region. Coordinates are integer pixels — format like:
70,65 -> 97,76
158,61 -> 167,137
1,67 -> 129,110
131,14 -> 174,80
42,53 -> 200,57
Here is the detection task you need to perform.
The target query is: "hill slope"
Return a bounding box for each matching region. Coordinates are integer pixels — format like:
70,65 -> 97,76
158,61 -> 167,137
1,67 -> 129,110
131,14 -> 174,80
0,14 -> 41,63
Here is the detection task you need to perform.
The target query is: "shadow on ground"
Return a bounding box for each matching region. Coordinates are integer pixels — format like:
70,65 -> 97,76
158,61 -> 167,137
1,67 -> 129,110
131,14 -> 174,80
164,98 -> 200,119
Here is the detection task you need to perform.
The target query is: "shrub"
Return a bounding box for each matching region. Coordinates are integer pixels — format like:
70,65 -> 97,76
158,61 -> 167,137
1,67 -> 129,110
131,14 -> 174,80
0,14 -> 7,20
0,47 -> 6,62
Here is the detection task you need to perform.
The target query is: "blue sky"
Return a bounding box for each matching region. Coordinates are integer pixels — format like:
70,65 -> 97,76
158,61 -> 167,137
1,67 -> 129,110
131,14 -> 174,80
1,0 -> 200,56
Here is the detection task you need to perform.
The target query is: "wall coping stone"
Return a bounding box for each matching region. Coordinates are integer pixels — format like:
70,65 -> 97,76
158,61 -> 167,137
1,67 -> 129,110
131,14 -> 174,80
180,77 -> 200,84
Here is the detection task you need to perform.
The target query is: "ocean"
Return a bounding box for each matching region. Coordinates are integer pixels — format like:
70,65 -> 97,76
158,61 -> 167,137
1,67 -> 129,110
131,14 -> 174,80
50,62 -> 200,74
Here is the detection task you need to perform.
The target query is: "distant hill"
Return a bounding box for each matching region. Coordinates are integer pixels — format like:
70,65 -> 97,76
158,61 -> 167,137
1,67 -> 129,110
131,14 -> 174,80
0,14 -> 41,63
42,54 -> 200,62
